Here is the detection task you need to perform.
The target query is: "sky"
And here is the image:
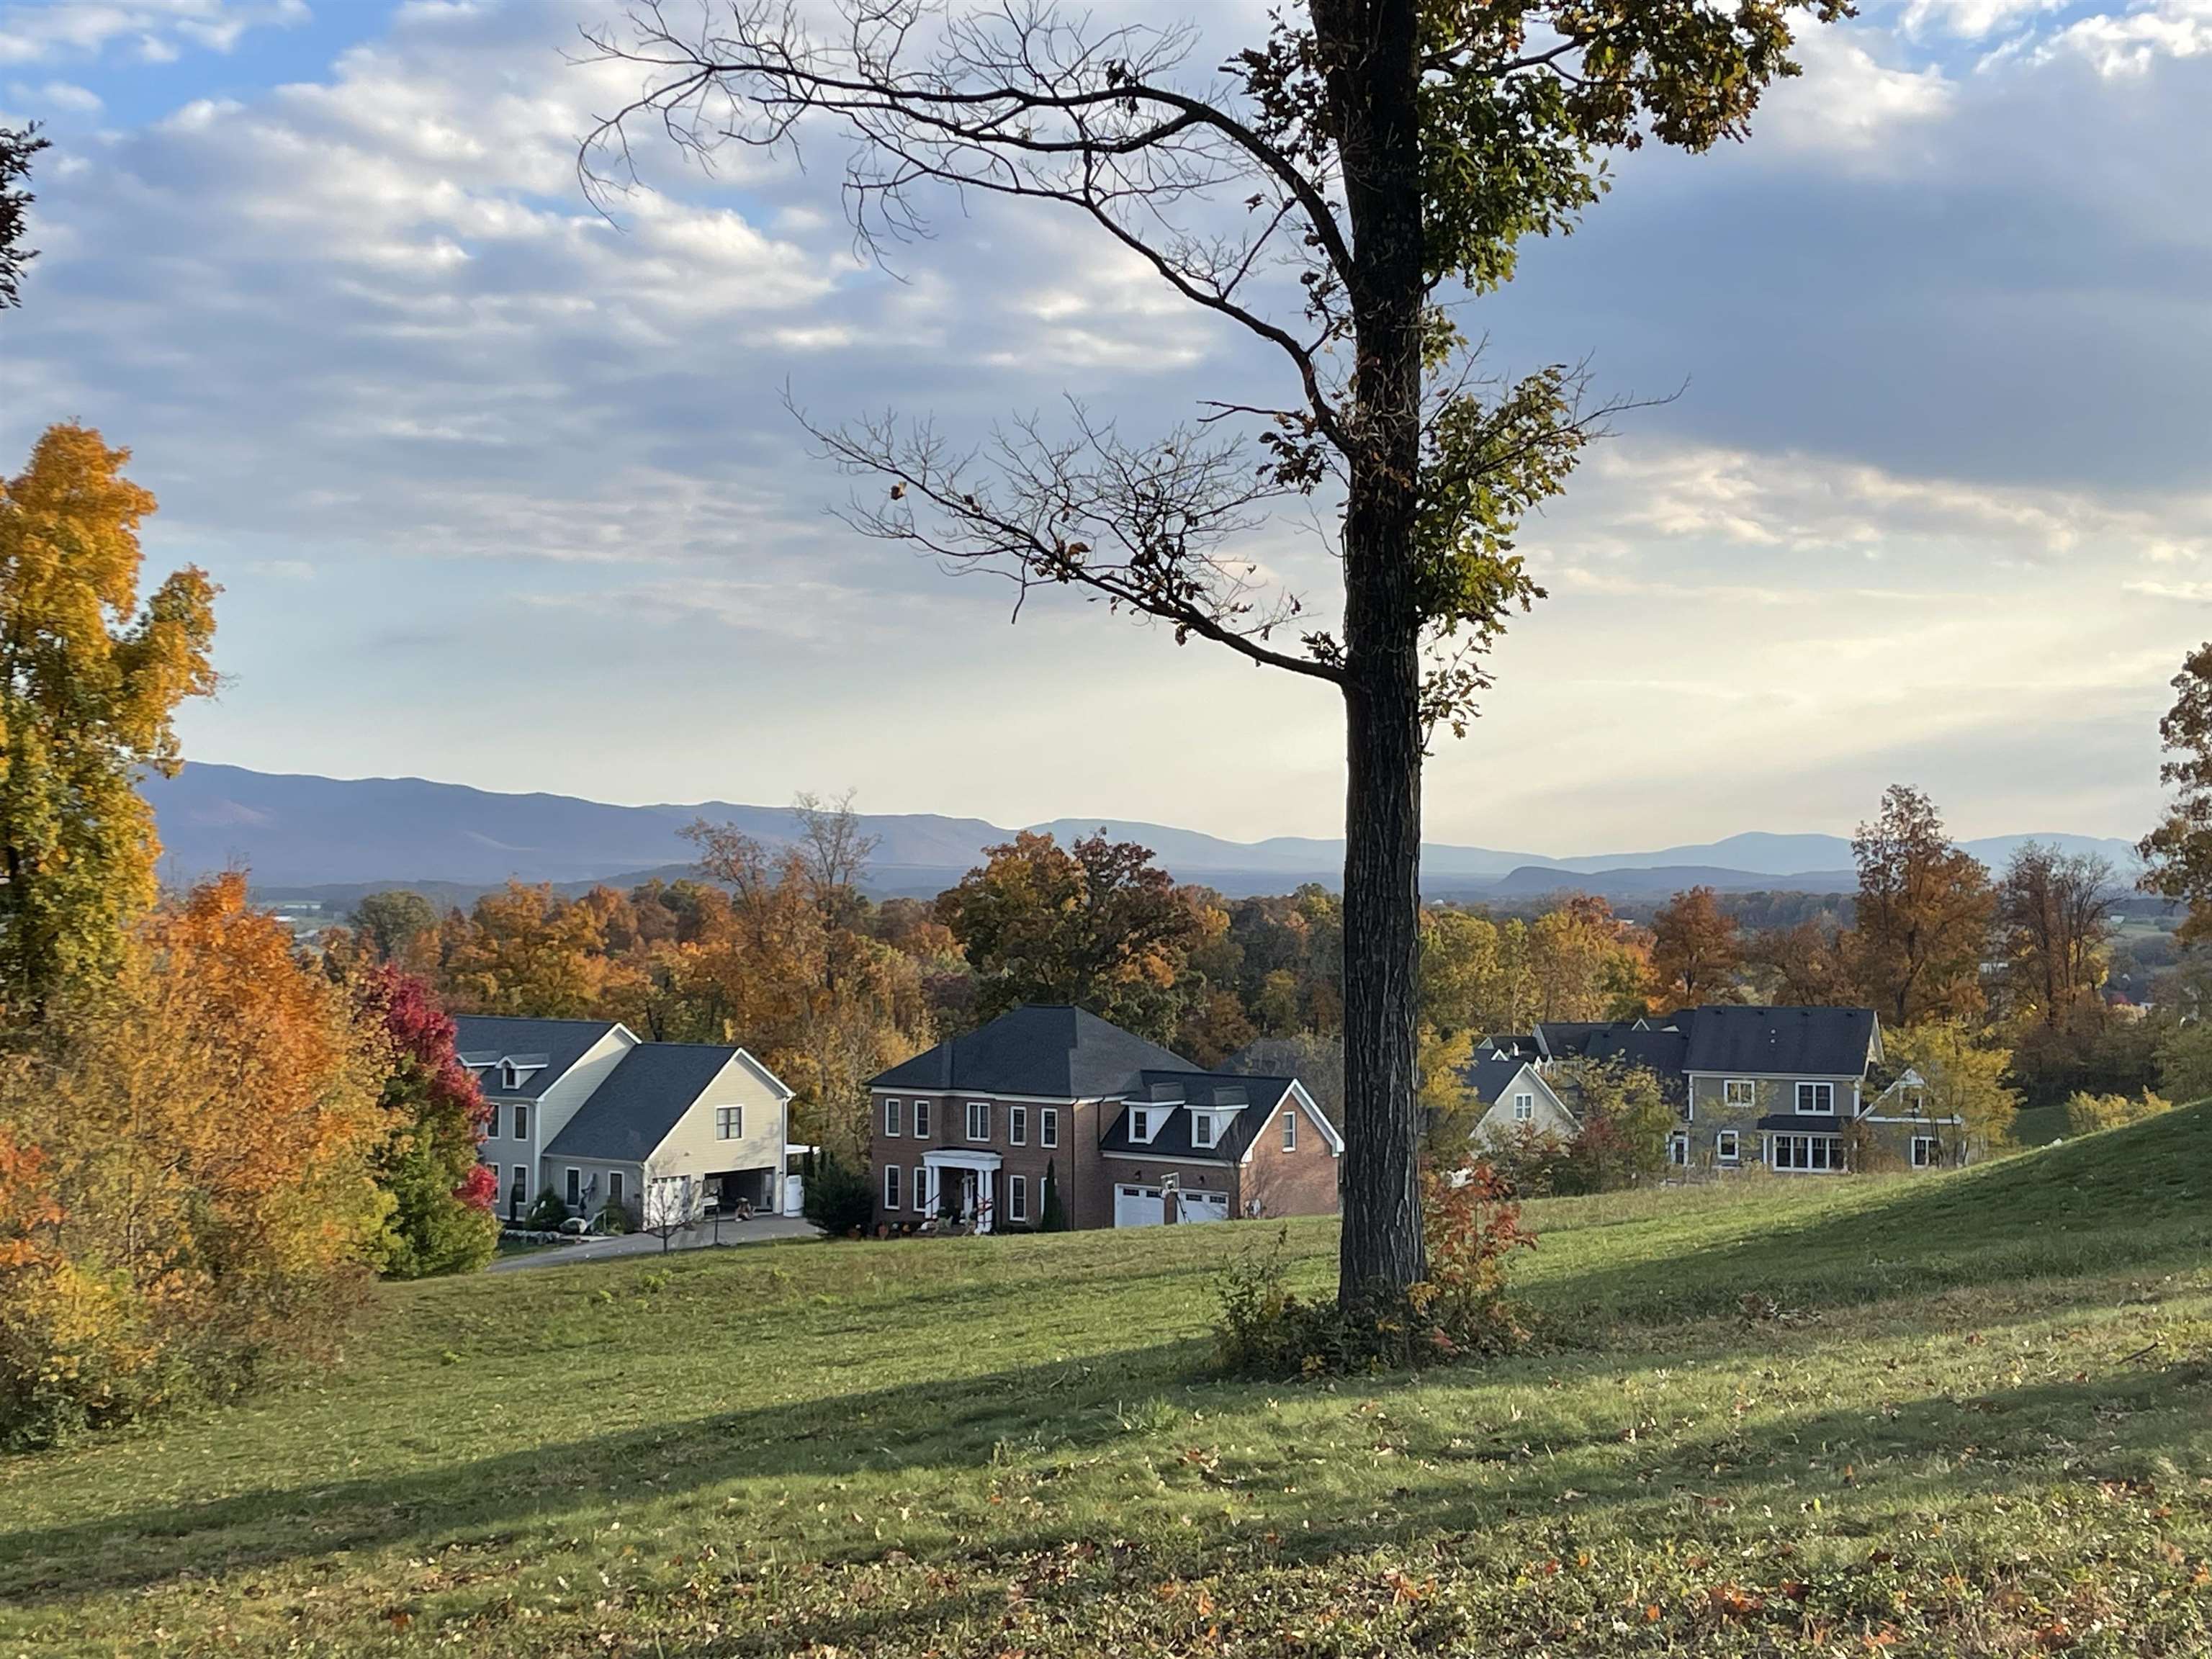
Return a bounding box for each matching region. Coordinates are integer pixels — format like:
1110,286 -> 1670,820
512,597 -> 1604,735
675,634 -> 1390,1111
3,0 -> 2210,856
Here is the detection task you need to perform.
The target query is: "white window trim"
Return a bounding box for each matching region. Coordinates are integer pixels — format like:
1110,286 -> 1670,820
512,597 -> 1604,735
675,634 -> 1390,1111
1190,1110 -> 1220,1150
912,1100 -> 931,1138
1716,1129 -> 1740,1165
512,1104 -> 529,1141
1010,1174 -> 1028,1223
1009,1105 -> 1028,1146
913,1164 -> 930,1213
1910,1135 -> 1939,1169
884,1098 -> 902,1137
1039,1107 -> 1058,1148
1795,1081 -> 1835,1117
1768,1131 -> 1844,1174
1281,1111 -> 1297,1151
1723,1078 -> 1756,1110
1126,1107 -> 1154,1143
564,1166 -> 581,1206
884,1162 -> 901,1210
1512,1092 -> 1534,1123
966,1100 -> 990,1142
1667,1131 -> 1689,1167
608,1171 -> 625,1206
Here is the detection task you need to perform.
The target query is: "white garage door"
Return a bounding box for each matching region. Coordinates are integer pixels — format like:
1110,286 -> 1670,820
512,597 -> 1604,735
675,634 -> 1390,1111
1177,1190 -> 1231,1225
1114,1184 -> 1164,1228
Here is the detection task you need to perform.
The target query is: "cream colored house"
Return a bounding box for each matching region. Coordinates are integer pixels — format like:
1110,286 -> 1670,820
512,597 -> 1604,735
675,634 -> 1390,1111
459,1017 -> 793,1225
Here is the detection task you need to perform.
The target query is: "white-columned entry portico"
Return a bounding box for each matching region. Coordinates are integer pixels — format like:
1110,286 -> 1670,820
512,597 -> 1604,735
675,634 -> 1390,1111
923,1148 -> 1002,1233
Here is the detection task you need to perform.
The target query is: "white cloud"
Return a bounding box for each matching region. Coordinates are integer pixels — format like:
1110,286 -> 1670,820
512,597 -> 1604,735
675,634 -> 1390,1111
10,79 -> 103,112
2040,0 -> 2212,73
0,0 -> 304,66
1761,27 -> 1954,151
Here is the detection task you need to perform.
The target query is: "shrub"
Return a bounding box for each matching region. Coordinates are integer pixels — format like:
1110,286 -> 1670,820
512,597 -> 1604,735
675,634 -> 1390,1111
801,1154 -> 875,1236
524,1188 -> 569,1231
594,1200 -> 632,1235
1214,1165 -> 1535,1377
2063,1089 -> 2173,1137
1476,1123 -> 1574,1197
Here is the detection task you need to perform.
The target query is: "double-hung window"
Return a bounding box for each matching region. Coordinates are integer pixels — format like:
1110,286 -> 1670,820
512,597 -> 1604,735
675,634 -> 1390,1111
912,1165 -> 930,1214
565,1167 -> 581,1207
1281,1111 -> 1297,1151
1512,1092 -> 1534,1123
1193,1111 -> 1223,1149
1723,1079 -> 1756,1110
715,1105 -> 742,1141
1009,1106 -> 1028,1146
1010,1175 -> 1029,1223
1716,1129 -> 1740,1164
1667,1132 -> 1689,1166
884,1098 -> 902,1137
1795,1082 -> 1835,1116
966,1101 -> 990,1141
912,1100 -> 931,1138
1126,1107 -> 1152,1143
1039,1107 -> 1058,1148
1910,1135 -> 1939,1169
512,1103 -> 530,1141
884,1164 -> 901,1210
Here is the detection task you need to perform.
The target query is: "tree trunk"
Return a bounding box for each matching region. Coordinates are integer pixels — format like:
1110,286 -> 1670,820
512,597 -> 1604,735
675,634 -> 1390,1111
1317,0 -> 1429,1306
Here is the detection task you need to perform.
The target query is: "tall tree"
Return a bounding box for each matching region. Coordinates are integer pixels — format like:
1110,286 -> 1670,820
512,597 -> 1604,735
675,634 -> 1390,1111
0,122 -> 48,310
584,0 -> 1833,1303
2139,642 -> 2212,942
351,889 -> 441,971
1996,842 -> 2115,1028
1843,786 -> 1995,1028
1649,886 -> 1743,1006
936,830 -> 1206,1039
0,426 -> 219,1022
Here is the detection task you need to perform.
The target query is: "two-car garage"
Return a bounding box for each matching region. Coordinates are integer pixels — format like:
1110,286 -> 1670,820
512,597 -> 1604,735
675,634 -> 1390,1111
1112,1183 -> 1230,1228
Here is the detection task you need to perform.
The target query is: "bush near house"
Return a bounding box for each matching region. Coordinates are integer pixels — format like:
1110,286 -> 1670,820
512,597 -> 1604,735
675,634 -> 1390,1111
800,1154 -> 874,1236
2064,1087 -> 2174,1137
523,1190 -> 569,1232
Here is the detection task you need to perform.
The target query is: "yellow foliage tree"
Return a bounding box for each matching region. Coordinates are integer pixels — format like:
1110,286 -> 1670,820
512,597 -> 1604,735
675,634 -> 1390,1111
0,425 -> 217,1021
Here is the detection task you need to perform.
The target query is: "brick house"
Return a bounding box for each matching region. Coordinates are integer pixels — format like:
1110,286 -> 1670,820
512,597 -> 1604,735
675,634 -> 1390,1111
866,1005 -> 1344,1232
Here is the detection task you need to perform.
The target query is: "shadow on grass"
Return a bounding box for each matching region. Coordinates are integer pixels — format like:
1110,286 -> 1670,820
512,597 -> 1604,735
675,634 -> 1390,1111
7,1269 -> 2206,1615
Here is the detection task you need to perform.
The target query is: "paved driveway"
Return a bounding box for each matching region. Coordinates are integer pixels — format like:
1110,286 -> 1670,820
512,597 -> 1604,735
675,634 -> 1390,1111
487,1213 -> 822,1272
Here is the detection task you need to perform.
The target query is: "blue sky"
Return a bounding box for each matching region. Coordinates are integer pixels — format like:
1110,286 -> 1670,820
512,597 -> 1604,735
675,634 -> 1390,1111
4,0 -> 2211,854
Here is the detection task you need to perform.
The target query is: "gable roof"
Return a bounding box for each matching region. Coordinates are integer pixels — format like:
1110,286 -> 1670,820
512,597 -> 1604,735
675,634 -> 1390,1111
1578,1023 -> 1691,1089
452,1015 -> 627,1100
544,1042 -> 743,1163
868,1004 -> 1195,1099
1097,1073 -> 1346,1161
1462,1052 -> 1545,1106
1680,1004 -> 1880,1078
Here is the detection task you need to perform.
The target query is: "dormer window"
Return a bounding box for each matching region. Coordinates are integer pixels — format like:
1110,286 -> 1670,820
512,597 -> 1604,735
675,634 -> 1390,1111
500,1061 -> 521,1089
1190,1110 -> 1220,1149
1127,1107 -> 1154,1143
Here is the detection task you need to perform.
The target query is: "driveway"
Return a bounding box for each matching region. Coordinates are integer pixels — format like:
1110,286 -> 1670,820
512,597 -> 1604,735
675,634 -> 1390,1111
487,1213 -> 822,1272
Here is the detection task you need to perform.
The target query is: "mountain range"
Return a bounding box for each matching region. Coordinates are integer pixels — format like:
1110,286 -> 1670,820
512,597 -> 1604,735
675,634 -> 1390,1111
144,763 -> 2141,907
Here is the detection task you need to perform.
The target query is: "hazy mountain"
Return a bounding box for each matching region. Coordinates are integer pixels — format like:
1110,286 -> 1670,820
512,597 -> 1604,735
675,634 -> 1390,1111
145,763 -> 2139,905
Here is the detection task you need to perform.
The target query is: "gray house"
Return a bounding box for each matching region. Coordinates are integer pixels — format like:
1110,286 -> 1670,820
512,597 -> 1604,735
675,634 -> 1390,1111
1461,1005 -> 1967,1175
459,1016 -> 793,1224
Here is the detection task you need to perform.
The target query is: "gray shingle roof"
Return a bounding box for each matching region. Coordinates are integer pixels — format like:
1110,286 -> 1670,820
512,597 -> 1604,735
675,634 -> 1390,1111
1462,1053 -> 1543,1106
544,1043 -> 742,1163
1097,1071 -> 1298,1161
1681,1005 -> 1879,1078
868,1005 -> 1195,1098
452,1015 -> 625,1100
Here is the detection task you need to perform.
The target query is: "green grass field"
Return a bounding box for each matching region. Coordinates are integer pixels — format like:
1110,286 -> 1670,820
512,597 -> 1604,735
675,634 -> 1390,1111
5,1107 -> 2211,1657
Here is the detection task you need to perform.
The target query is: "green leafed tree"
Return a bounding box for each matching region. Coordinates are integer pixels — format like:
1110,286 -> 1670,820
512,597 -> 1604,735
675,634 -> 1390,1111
584,0 -> 1838,1304
0,426 -> 219,1025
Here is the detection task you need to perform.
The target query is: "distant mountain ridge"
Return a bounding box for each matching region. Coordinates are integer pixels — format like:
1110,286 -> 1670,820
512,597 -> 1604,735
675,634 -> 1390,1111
145,762 -> 2141,902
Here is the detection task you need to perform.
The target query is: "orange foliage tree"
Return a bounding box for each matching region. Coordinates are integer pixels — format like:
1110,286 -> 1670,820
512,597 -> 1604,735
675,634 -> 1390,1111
0,874 -> 395,1446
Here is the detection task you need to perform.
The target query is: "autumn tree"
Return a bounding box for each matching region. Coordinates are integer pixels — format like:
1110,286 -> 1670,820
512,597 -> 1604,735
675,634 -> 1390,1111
0,426 -> 218,1022
1882,1019 -> 2018,1162
0,122 -> 47,310
584,0 -> 1833,1303
1843,786 -> 1995,1028
1995,843 -> 2114,1025
936,831 -> 1208,1041
1649,886 -> 1743,1006
1527,894 -> 1647,1022
1747,917 -> 1852,1006
438,882 -> 617,1017
352,889 -> 442,971
361,966 -> 499,1280
2139,642 -> 2212,942
0,875 -> 395,1444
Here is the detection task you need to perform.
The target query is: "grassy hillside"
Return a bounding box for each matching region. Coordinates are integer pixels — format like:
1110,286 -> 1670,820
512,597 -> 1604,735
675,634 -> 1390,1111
4,1109 -> 2209,1656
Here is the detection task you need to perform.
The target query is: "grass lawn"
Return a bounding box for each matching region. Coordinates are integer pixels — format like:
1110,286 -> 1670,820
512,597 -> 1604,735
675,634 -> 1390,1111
4,1109 -> 2210,1657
